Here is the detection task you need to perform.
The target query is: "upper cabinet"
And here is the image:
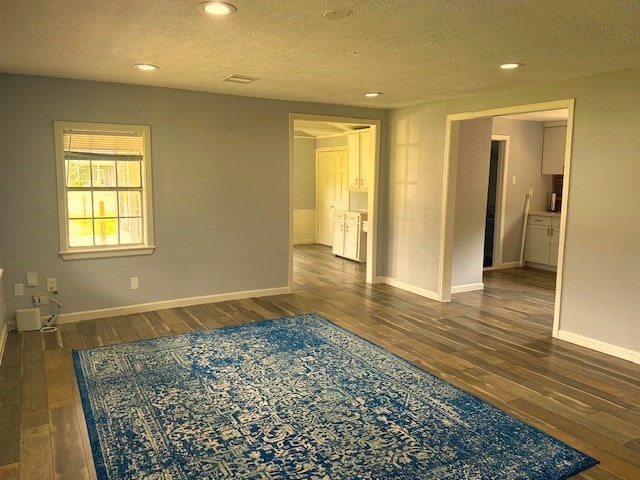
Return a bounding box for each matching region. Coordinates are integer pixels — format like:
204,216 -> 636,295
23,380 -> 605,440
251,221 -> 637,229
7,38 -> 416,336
541,125 -> 567,175
347,130 -> 371,191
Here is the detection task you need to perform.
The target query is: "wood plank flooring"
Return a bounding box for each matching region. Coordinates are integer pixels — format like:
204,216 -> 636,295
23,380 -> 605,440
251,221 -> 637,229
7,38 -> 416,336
0,244 -> 638,479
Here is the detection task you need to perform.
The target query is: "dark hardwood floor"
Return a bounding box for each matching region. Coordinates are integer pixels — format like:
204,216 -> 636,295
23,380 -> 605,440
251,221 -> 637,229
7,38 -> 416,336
0,245 -> 639,479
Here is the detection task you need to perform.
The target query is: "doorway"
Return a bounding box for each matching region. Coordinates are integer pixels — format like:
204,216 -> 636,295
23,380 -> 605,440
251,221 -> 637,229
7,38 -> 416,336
482,135 -> 509,270
442,100 -> 574,338
289,114 -> 381,289
483,140 -> 500,268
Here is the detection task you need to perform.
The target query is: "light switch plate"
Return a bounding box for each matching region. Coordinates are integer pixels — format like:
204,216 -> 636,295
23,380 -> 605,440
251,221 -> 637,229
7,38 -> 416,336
26,272 -> 37,287
14,284 -> 24,296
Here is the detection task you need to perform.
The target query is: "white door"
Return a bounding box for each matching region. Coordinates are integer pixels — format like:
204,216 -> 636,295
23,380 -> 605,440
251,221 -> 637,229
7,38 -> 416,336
316,149 -> 348,246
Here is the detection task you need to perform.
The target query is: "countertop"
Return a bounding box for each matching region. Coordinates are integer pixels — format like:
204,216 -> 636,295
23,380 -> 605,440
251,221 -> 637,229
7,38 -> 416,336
529,211 -> 561,217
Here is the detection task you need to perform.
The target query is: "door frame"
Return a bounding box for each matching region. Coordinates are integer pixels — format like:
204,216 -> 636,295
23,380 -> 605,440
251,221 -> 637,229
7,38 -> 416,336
315,146 -> 348,247
289,113 -> 381,288
439,99 -> 575,338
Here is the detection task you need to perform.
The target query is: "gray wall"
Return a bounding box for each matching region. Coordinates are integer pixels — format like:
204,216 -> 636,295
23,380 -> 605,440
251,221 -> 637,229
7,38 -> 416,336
293,138 -> 316,210
451,118 -> 492,287
0,248 -> 5,341
0,74 -> 387,319
387,67 -> 640,355
491,118 -> 550,263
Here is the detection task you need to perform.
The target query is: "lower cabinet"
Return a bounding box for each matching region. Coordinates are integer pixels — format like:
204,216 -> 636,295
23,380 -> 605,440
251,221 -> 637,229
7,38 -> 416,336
524,214 -> 560,268
332,211 -> 367,262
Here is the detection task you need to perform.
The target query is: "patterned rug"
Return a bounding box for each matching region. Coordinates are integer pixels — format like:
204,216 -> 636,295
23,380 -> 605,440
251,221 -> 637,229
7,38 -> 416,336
73,313 -> 597,479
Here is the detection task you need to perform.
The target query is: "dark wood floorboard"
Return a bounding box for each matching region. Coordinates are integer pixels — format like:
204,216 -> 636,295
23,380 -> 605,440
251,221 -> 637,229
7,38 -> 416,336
0,244 -> 638,478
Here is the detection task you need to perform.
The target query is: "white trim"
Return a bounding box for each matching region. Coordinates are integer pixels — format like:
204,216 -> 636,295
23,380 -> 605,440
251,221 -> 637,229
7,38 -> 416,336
483,261 -> 520,271
525,262 -> 557,272
501,261 -> 520,269
315,146 -> 348,153
380,276 -> 440,301
451,283 -> 484,293
56,286 -> 290,324
290,113 -> 381,288
552,100 -> 575,338
60,246 -> 155,260
0,324 -> 7,366
54,121 -> 155,260
557,330 -> 640,365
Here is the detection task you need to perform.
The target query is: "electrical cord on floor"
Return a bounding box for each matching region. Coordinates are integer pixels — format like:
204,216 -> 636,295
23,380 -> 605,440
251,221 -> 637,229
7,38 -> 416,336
40,293 -> 62,333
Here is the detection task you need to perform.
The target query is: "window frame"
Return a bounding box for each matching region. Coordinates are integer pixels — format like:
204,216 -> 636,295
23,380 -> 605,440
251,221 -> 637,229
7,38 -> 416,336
54,121 -> 155,260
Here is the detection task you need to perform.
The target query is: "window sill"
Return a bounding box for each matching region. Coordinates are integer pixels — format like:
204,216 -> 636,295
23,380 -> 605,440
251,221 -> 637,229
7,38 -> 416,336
60,246 -> 155,260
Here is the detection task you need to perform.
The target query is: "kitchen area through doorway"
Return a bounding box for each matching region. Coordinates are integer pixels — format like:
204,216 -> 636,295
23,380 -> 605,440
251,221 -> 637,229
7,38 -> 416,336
291,118 -> 375,289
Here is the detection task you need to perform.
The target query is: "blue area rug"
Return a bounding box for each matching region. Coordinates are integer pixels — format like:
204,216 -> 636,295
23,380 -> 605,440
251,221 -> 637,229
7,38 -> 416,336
73,313 -> 597,479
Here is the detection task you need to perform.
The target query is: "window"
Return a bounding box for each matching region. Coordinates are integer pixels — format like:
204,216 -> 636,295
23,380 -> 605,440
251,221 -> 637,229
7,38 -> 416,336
54,122 -> 155,259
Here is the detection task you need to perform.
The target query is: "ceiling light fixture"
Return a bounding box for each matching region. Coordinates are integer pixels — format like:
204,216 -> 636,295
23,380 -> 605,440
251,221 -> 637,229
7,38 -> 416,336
199,2 -> 237,16
135,64 -> 159,71
500,63 -> 523,70
365,92 -> 382,97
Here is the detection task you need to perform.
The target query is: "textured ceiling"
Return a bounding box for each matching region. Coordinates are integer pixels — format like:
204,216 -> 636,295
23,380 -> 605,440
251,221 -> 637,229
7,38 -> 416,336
1,1 -> 639,108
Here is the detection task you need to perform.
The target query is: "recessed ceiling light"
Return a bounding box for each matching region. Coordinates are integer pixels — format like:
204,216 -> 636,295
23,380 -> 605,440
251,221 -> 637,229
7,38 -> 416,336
199,2 -> 237,16
500,63 -> 523,70
365,92 -> 382,97
135,64 -> 159,71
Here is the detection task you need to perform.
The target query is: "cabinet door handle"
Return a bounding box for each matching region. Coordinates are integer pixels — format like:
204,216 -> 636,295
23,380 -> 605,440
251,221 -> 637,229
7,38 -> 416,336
346,226 -> 349,232
547,227 -> 551,235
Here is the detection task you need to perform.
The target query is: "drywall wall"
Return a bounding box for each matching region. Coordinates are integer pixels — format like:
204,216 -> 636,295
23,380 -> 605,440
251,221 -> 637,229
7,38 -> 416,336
293,138 -> 316,210
316,135 -> 347,148
0,248 -> 6,356
491,118 -> 550,264
451,118 -> 492,288
0,74 -> 387,320
387,67 -> 640,357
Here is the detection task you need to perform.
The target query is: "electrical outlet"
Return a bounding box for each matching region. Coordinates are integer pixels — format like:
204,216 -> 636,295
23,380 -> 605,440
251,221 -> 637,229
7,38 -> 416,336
130,277 -> 139,290
33,293 -> 49,305
46,277 -> 58,292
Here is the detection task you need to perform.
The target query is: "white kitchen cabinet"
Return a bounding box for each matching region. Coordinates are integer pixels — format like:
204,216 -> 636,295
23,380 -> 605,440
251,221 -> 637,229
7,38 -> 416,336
541,126 -> 566,175
347,130 -> 371,191
524,214 -> 560,269
332,211 -> 367,262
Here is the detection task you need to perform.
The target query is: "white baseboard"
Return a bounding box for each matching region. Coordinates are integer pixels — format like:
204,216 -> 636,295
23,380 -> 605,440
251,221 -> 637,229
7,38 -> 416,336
0,323 -> 7,366
293,239 -> 316,245
380,276 -> 441,301
500,261 -> 520,269
451,282 -> 484,293
484,261 -> 520,271
556,329 -> 640,365
57,286 -> 290,324
525,262 -> 557,272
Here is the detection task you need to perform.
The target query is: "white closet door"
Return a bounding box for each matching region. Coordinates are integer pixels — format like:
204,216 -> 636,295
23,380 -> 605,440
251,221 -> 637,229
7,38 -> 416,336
316,148 -> 348,246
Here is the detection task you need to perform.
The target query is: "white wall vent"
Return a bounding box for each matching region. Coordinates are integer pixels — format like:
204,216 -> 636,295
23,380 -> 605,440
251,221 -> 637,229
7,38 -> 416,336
222,74 -> 258,84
